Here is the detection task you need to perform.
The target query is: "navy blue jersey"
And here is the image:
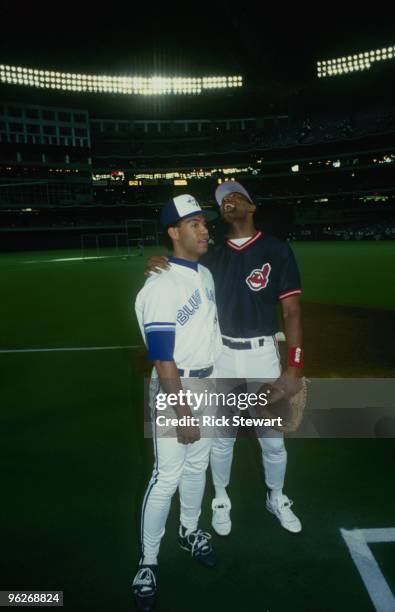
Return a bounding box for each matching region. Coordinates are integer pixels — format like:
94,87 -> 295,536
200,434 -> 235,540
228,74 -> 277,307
200,231 -> 301,338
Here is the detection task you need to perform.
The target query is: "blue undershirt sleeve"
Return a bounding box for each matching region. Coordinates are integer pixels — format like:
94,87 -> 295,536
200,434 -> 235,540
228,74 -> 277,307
145,327 -> 176,361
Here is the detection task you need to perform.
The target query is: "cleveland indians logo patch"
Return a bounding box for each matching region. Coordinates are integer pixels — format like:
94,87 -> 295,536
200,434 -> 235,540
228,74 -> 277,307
246,263 -> 271,292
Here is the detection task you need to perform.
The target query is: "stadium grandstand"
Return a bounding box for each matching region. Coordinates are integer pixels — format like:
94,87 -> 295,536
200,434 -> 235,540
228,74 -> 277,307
1,8 -> 395,252
1,97 -> 395,249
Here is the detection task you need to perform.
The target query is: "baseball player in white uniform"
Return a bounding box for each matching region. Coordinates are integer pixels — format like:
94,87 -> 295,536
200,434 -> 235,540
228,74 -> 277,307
133,194 -> 222,611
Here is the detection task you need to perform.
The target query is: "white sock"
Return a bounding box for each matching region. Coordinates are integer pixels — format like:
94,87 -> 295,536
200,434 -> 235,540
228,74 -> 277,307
214,486 -> 230,501
181,523 -> 197,536
142,555 -> 157,566
270,488 -> 283,503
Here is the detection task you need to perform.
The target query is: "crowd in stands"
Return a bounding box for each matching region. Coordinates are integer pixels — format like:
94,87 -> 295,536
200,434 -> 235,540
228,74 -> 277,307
92,106 -> 395,162
287,222 -> 395,241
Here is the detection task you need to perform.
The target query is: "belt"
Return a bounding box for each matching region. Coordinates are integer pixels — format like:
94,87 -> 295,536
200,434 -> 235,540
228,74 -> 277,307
177,365 -> 214,378
222,337 -> 265,350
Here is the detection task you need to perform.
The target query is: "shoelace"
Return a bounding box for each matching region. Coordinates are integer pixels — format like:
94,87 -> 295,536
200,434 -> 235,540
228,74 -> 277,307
187,529 -> 212,555
277,497 -> 296,519
133,568 -> 156,591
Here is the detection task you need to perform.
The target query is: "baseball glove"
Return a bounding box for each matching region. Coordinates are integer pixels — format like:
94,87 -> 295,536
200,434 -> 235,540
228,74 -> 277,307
259,375 -> 309,434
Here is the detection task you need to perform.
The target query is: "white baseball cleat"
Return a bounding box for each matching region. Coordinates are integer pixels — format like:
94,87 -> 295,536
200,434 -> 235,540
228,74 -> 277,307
266,493 -> 302,534
211,498 -> 232,536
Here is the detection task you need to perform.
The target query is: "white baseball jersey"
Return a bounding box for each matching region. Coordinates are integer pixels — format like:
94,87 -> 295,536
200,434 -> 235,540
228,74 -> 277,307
135,257 -> 222,371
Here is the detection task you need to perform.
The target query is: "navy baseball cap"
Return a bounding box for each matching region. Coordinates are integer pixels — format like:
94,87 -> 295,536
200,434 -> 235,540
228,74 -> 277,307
161,194 -> 207,227
215,180 -> 252,206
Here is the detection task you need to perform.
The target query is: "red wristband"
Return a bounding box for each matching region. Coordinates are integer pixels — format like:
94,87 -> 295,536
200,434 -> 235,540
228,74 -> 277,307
288,347 -> 303,368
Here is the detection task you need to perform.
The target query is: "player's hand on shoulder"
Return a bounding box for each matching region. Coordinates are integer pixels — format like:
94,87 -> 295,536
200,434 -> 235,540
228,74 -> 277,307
144,256 -> 170,277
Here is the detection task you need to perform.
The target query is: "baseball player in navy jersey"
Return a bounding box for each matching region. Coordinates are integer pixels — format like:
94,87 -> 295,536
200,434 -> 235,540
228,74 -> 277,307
133,194 -> 222,611
146,181 -> 303,539
205,181 -> 303,537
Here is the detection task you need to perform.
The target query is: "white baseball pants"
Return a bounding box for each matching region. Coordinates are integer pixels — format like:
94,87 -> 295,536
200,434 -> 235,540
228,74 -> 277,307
140,375 -> 214,562
210,336 -> 287,492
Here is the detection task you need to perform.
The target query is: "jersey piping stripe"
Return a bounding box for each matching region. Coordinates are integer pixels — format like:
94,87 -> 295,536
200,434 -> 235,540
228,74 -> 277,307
140,380 -> 160,559
279,289 -> 302,300
226,230 -> 262,252
145,326 -> 176,334
144,322 -> 175,328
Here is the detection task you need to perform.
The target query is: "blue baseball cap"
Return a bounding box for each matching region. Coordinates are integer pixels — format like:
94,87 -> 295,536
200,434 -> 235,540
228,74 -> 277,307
215,180 -> 252,206
161,194 -> 207,227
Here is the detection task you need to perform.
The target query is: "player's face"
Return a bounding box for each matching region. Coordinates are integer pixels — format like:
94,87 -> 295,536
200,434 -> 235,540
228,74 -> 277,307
171,215 -> 209,260
220,192 -> 255,224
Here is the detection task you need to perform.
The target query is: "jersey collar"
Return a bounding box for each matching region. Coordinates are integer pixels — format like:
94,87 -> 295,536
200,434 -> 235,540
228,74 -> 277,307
226,230 -> 263,252
168,255 -> 198,272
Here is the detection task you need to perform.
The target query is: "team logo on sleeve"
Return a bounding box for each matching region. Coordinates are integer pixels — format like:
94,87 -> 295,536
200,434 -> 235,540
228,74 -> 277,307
246,263 -> 271,291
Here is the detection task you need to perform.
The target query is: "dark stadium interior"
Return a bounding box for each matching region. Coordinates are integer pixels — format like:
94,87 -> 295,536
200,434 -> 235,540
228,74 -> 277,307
1,4 -> 395,612
1,3 -> 395,249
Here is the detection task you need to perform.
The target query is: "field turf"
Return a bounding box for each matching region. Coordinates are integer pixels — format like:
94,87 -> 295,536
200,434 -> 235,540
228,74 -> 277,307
1,242 -> 394,611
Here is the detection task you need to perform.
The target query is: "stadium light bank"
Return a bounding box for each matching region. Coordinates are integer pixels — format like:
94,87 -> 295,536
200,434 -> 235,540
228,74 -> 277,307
0,65 -> 243,95
317,44 -> 395,78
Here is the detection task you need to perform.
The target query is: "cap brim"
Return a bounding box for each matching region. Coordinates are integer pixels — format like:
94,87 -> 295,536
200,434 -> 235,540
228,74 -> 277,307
215,182 -> 252,205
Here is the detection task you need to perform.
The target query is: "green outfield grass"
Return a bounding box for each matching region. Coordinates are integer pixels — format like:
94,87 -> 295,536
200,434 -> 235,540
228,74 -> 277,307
1,242 -> 394,611
1,241 -> 394,352
292,241 -> 395,310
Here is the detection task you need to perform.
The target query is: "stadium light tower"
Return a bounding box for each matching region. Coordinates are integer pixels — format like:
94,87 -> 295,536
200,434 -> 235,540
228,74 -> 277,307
0,64 -> 243,95
317,44 -> 395,78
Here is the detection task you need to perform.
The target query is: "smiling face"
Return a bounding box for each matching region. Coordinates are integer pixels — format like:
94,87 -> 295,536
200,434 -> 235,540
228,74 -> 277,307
168,214 -> 209,260
219,192 -> 256,224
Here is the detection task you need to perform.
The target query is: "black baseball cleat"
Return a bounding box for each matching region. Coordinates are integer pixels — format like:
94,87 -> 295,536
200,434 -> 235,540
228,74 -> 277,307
178,525 -> 218,567
132,564 -> 157,611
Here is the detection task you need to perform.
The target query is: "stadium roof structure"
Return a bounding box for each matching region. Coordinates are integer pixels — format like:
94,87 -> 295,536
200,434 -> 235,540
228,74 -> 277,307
0,2 -> 394,115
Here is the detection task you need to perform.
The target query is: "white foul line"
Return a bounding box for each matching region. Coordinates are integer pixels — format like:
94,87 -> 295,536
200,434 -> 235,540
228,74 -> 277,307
0,345 -> 142,354
340,528 -> 395,612
22,256 -> 120,263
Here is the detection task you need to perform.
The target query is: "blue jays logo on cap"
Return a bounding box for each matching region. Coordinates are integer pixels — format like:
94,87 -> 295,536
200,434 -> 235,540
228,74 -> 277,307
161,194 -> 207,226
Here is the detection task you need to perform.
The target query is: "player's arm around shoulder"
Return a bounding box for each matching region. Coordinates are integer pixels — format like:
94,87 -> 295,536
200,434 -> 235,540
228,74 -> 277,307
144,254 -> 170,277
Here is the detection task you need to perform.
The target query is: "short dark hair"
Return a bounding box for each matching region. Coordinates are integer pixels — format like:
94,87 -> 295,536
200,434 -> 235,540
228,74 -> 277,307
161,220 -> 180,251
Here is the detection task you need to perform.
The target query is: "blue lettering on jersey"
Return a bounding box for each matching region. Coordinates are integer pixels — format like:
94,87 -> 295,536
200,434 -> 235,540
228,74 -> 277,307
189,289 -> 201,309
177,289 -> 202,326
177,310 -> 189,326
205,287 -> 215,303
